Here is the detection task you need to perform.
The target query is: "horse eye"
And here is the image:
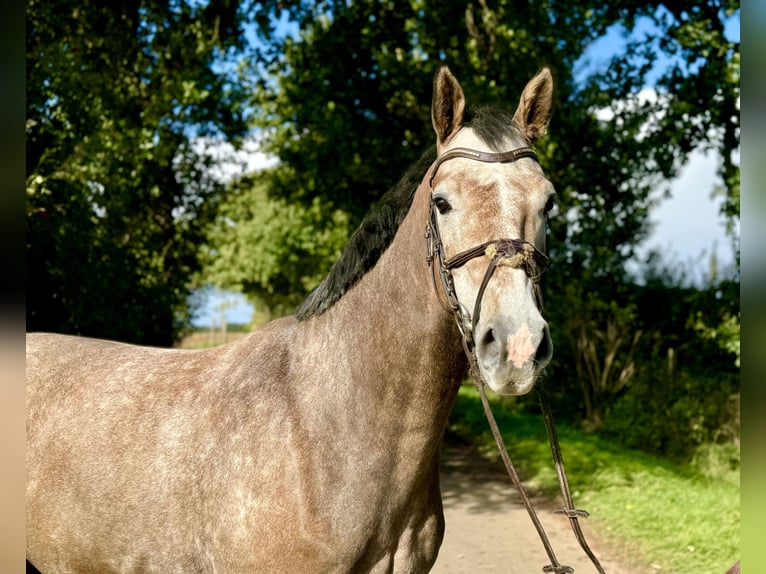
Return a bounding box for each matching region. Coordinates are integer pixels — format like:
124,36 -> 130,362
433,197 -> 452,214
544,195 -> 558,218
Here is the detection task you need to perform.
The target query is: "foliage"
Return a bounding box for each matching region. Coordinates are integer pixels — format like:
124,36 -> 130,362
581,1 -> 740,218
596,274 -> 740,462
694,311 -> 740,367
201,175 -> 350,315
25,0 -> 270,344
546,282 -> 643,429
602,368 -> 739,461
543,247 -> 740,443
448,385 -> 739,574
649,1 -> 740,226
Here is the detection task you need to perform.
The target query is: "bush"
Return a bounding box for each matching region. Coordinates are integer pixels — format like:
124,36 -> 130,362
600,367 -> 739,463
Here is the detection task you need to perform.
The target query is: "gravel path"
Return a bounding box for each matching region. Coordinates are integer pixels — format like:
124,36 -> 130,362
431,438 -> 650,574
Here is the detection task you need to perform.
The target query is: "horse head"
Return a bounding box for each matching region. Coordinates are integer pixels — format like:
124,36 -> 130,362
428,65 -> 556,395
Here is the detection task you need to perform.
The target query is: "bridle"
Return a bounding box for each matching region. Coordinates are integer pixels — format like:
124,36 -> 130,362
426,146 -> 550,359
426,145 -> 606,574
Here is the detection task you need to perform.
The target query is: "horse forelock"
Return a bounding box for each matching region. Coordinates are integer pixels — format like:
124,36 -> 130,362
464,105 -> 530,150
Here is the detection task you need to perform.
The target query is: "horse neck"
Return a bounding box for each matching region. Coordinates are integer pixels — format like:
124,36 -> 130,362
306,177 -> 465,451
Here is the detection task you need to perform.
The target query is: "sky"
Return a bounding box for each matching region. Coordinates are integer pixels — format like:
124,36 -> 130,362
192,9 -> 740,327
580,11 -> 739,284
192,286 -> 255,328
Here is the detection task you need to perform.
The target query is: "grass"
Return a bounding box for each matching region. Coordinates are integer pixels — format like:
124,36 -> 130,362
175,330 -> 250,349
448,385 -> 740,574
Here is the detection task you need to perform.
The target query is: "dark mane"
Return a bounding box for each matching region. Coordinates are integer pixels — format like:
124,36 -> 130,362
294,106 -> 520,321
294,146 -> 437,320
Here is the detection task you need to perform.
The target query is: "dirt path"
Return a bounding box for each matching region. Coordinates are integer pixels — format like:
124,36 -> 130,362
431,438 -> 649,574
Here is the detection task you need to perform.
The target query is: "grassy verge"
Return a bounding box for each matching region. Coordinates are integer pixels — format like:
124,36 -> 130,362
175,330 -> 250,349
447,385 -> 740,574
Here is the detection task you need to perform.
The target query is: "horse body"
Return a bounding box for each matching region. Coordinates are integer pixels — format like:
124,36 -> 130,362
26,187 -> 464,573
27,65 -> 554,573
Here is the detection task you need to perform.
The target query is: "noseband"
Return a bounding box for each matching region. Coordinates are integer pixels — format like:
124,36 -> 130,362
425,146 -> 550,358
425,146 -> 606,574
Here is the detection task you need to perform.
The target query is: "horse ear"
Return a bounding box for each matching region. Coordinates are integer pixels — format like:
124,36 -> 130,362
512,67 -> 553,142
431,65 -> 466,147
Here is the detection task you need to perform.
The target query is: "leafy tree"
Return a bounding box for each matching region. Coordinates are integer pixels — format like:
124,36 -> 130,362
560,0 -> 740,425
201,175 -> 350,316
26,0 -> 267,344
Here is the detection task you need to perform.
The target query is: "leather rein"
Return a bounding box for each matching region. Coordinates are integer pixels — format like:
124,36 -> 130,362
426,146 -> 606,574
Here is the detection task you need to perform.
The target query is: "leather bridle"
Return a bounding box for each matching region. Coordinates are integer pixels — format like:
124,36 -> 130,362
426,146 -> 550,356
426,146 -> 606,574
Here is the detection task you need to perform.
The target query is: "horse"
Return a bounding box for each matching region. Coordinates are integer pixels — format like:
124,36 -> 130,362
26,64 -> 556,573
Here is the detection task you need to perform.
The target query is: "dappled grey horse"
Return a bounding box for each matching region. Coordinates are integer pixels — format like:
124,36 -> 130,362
27,64 -> 556,573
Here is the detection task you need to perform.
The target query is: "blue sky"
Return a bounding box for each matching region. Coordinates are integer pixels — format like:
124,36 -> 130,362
192,287 -> 254,328
192,8 -> 740,327
578,10 -> 740,284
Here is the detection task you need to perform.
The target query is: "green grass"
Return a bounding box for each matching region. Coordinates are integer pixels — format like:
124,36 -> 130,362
447,385 -> 740,574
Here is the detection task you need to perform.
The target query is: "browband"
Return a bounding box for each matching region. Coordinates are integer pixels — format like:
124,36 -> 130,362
429,146 -> 539,187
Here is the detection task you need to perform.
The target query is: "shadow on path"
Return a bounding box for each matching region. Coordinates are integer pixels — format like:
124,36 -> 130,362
438,432 -> 555,514
433,433 -> 649,574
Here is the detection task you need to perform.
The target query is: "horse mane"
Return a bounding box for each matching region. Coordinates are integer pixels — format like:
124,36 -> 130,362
294,106 -> 521,321
294,146 -> 437,320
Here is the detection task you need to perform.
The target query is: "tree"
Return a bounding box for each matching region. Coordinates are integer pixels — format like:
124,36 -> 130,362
201,175 -> 350,315
26,0 -> 265,344
554,0 -> 740,425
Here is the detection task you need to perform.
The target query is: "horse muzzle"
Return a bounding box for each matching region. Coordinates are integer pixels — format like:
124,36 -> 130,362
474,319 -> 552,395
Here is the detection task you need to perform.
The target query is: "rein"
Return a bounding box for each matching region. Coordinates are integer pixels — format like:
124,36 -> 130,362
426,146 -> 606,574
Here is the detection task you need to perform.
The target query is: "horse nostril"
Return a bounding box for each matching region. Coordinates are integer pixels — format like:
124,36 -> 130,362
480,328 -> 499,358
534,328 -> 553,366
